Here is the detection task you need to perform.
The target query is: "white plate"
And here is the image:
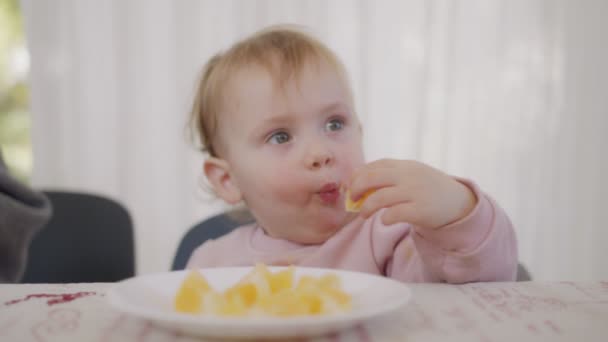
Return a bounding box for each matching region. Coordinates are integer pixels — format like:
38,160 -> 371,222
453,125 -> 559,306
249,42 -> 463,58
107,267 -> 411,339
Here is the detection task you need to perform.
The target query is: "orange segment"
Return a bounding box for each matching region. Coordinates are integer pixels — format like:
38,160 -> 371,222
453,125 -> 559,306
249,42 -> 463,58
295,275 -> 318,291
318,274 -> 341,289
174,265 -> 352,317
301,291 -> 323,315
345,189 -> 375,212
224,282 -> 258,308
293,273 -> 351,314
174,270 -> 212,313
268,266 -> 294,294
258,289 -> 309,316
217,290 -> 249,316
324,287 -> 352,308
241,263 -> 271,298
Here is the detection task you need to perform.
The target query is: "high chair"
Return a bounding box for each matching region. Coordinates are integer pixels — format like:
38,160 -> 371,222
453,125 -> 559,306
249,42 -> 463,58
21,191 -> 135,283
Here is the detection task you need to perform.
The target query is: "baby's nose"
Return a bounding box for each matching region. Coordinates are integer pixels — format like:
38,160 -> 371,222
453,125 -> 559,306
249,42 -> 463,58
311,155 -> 332,169
306,147 -> 334,170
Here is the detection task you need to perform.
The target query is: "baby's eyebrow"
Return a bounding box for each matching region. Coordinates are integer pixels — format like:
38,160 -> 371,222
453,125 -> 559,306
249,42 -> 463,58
251,114 -> 294,136
257,114 -> 292,128
260,114 -> 292,125
318,102 -> 348,113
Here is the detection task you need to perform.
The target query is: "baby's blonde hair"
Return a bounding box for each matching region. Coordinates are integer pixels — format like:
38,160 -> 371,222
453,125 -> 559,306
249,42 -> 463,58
189,25 -> 350,157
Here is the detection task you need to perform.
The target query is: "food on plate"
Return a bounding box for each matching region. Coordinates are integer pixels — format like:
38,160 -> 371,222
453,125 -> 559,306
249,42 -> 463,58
174,270 -> 212,313
174,264 -> 352,317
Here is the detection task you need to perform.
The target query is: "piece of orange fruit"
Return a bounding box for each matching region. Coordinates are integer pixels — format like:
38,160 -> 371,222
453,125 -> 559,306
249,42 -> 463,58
268,266 -> 294,294
174,265 -> 351,317
224,282 -> 258,308
345,189 -> 375,212
174,270 -> 212,313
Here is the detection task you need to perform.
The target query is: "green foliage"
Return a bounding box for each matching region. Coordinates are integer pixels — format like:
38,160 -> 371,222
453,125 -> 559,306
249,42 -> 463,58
0,0 -> 31,183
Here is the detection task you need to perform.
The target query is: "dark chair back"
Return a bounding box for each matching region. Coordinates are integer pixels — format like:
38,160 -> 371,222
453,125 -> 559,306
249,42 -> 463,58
516,263 -> 532,281
21,191 -> 135,283
171,210 -> 253,270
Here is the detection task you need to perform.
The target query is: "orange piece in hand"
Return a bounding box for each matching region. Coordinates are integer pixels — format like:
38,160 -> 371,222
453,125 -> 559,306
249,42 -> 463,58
345,189 -> 375,212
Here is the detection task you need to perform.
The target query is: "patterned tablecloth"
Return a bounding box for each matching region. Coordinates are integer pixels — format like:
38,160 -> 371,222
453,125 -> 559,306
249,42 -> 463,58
1,281 -> 607,341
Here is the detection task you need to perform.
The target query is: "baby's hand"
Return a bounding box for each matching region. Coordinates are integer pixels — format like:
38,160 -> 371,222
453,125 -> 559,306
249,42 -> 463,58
347,159 -> 477,229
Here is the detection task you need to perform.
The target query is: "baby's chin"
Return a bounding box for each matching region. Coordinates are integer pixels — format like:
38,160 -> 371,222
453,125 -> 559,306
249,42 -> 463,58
289,228 -> 341,245
324,206 -> 358,226
257,206 -> 358,244
297,210 -> 358,244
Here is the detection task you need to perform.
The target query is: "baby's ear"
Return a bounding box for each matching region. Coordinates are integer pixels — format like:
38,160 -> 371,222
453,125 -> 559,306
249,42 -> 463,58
203,157 -> 242,204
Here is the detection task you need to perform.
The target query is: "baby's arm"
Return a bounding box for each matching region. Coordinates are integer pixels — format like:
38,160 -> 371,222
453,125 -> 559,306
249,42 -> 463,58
384,179 -> 518,283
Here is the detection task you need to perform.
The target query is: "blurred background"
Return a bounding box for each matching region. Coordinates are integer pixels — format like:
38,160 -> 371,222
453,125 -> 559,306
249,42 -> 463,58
2,0 -> 607,280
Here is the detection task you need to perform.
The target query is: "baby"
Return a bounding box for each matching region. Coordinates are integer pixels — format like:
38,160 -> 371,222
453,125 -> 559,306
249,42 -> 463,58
187,26 -> 517,283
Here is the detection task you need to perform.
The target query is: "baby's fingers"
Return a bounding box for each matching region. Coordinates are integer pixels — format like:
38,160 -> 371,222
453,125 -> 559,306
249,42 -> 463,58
349,167 -> 397,201
359,187 -> 411,219
381,202 -> 422,226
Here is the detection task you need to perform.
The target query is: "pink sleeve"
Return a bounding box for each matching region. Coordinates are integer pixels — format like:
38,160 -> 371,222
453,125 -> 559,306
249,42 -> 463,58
386,179 -> 518,283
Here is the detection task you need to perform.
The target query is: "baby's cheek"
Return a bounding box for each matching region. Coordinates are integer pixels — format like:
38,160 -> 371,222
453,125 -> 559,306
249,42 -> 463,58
264,170 -> 307,201
341,156 -> 365,180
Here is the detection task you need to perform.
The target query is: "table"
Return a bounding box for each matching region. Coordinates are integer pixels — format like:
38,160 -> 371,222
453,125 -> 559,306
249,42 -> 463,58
1,281 -> 607,341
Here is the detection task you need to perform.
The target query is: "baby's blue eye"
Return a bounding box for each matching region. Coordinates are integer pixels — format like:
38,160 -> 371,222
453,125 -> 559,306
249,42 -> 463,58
326,118 -> 345,132
268,131 -> 291,144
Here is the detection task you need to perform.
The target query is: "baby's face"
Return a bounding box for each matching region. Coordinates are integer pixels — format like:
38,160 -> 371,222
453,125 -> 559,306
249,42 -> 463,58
217,60 -> 365,243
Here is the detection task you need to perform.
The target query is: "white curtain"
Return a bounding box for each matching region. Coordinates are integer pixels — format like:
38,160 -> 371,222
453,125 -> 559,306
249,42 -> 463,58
20,0 -> 608,280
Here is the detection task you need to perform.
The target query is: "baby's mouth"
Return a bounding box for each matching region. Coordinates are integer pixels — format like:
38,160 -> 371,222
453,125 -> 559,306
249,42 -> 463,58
317,182 -> 340,204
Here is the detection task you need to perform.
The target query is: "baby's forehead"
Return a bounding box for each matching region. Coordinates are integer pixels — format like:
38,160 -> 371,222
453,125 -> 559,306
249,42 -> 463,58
223,58 -> 350,102
225,58 -> 314,92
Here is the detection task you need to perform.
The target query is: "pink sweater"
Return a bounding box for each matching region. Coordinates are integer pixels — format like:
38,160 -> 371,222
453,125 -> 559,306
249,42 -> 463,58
187,180 -> 518,283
